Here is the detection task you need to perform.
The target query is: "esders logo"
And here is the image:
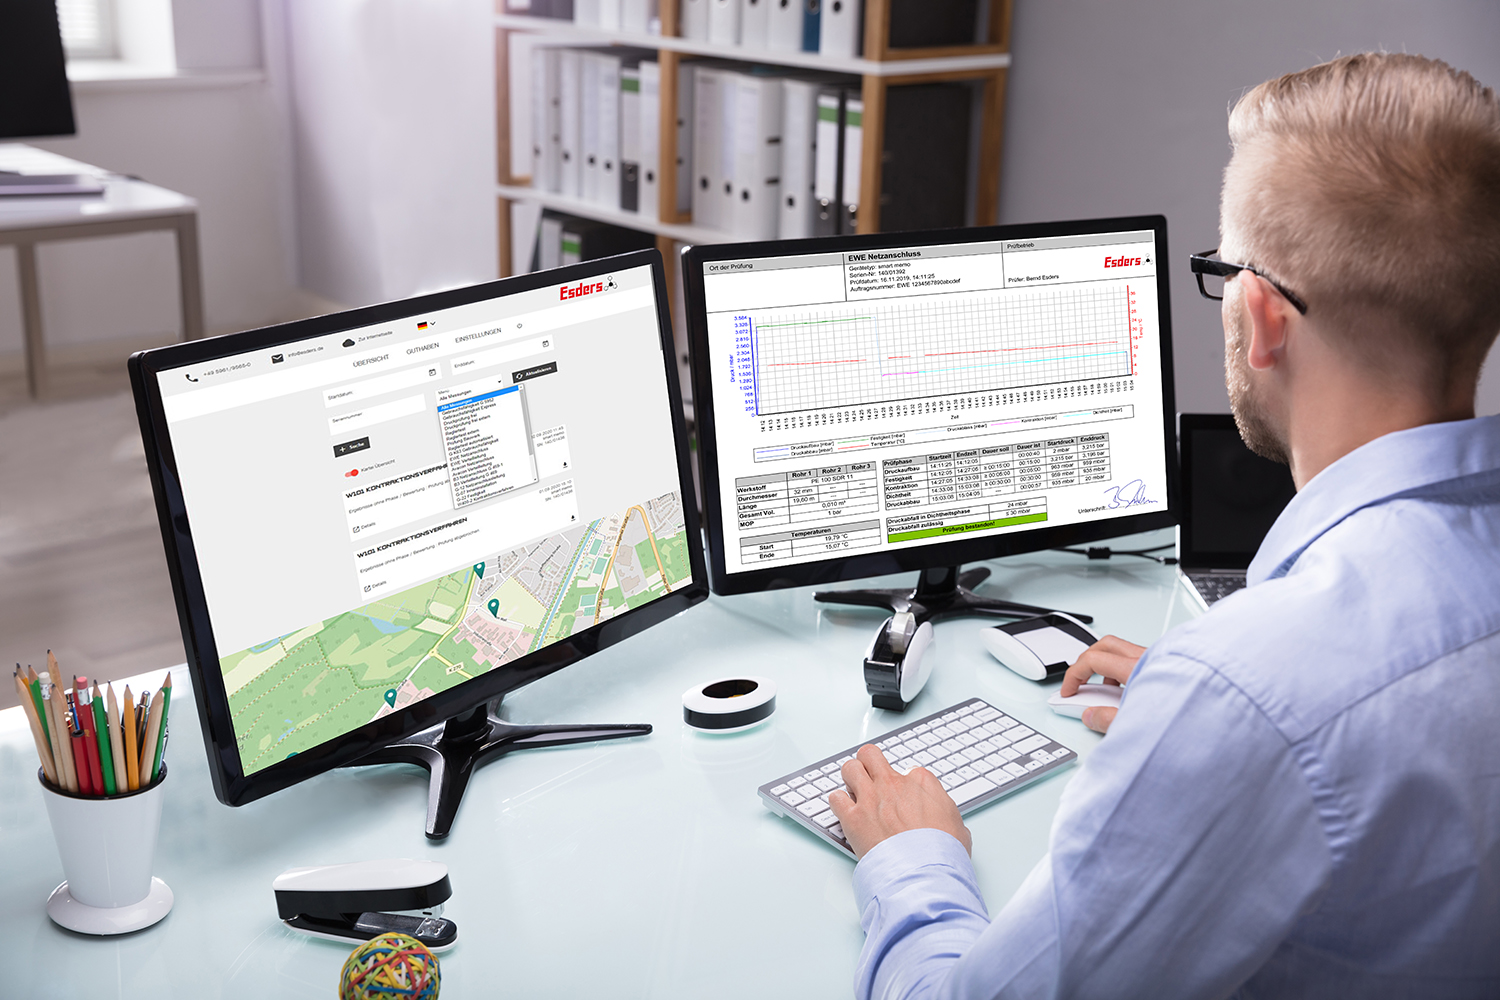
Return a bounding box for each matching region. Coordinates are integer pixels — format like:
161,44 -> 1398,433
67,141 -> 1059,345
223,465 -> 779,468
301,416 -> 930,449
1104,255 -> 1143,268
559,274 -> 618,301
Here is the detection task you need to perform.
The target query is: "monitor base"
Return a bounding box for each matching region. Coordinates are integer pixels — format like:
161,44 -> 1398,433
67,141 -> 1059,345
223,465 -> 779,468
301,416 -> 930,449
347,702 -> 651,840
813,564 -> 1094,626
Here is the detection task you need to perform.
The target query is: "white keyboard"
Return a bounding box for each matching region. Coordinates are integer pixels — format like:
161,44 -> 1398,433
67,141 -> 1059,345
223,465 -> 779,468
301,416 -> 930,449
758,698 -> 1078,857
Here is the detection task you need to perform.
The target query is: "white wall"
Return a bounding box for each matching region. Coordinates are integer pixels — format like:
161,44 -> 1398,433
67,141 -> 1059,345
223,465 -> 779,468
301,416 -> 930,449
0,0 -> 300,358
274,0 -> 498,308
999,0 -> 1500,416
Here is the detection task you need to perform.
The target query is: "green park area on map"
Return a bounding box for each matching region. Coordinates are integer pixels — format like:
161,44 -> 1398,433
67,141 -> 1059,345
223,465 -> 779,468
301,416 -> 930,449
221,493 -> 690,774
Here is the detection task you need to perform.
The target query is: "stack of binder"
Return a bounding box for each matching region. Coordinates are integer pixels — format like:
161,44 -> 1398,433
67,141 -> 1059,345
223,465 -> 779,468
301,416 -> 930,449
523,210 -> 657,273
679,0 -> 862,58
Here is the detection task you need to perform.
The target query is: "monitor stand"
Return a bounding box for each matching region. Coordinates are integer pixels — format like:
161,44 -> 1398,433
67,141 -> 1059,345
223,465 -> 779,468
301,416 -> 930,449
346,700 -> 650,840
813,564 -> 1093,626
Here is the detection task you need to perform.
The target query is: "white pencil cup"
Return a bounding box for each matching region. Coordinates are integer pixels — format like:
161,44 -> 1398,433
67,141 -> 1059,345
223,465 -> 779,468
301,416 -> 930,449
39,766 -> 174,935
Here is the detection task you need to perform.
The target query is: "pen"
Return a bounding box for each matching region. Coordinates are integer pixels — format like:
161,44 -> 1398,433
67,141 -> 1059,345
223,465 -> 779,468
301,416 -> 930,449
91,682 -> 116,795
107,685 -> 128,797
122,684 -> 140,791
76,679 -> 104,797
149,674 -> 172,783
67,693 -> 92,796
14,669 -> 57,786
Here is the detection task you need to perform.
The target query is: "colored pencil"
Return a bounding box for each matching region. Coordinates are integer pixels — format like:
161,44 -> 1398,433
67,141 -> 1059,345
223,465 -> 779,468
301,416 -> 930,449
139,688 -> 165,787
44,678 -> 77,793
107,685 -> 128,796
24,665 -> 49,745
14,670 -> 57,786
75,680 -> 104,797
91,683 -> 116,795
123,684 -> 140,791
149,674 -> 172,783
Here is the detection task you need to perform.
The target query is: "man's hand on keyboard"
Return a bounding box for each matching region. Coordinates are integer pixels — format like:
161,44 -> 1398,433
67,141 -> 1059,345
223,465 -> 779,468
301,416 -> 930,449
828,744 -> 972,860
1060,635 -> 1146,734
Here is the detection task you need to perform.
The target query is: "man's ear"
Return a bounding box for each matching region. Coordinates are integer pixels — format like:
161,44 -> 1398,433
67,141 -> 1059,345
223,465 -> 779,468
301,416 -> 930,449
1237,271 -> 1291,372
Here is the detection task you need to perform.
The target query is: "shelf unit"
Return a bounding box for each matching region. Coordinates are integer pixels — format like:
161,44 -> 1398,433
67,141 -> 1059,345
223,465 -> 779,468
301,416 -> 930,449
494,0 -> 1013,404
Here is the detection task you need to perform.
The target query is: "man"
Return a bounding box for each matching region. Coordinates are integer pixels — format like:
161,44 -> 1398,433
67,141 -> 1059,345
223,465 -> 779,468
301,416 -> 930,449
828,53 -> 1500,998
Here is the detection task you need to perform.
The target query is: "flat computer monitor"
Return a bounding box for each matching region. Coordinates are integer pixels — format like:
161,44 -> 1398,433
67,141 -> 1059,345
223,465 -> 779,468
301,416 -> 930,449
682,216 -> 1177,625
130,251 -> 707,838
0,1 -> 76,140
1177,412 -> 1297,570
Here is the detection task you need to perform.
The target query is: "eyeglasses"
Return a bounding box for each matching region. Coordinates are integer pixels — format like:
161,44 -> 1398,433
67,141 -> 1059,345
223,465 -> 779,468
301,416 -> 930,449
1189,249 -> 1308,315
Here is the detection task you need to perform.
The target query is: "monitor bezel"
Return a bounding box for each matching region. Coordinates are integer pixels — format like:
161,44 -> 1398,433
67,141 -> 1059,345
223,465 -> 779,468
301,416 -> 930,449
682,216 -> 1180,596
1177,411 -> 1289,571
129,249 -> 709,808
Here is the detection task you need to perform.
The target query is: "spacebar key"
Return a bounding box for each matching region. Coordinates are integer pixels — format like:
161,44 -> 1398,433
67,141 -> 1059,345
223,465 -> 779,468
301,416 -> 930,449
948,776 -> 997,806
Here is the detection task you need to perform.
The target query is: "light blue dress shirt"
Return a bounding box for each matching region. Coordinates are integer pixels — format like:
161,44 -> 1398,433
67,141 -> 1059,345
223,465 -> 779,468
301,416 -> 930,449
851,415 -> 1500,1000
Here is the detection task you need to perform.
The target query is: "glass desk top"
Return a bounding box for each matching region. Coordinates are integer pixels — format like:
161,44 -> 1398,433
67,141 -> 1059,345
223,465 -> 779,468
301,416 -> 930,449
0,530 -> 1198,999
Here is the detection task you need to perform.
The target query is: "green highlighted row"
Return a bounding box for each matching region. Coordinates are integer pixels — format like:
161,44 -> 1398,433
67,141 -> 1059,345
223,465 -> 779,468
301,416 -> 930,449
887,511 -> 1047,544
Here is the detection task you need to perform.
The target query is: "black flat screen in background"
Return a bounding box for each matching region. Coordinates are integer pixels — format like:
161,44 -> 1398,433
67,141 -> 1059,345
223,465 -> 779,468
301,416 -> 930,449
1186,425 -> 1297,560
0,1 -> 77,140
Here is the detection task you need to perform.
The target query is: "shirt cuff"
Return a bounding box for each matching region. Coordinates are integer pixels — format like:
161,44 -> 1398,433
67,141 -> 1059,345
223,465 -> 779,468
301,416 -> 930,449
853,827 -> 978,914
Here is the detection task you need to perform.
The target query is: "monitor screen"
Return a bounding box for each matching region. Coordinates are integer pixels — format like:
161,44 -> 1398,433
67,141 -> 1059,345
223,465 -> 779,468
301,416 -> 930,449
1178,414 -> 1297,568
130,253 -> 706,805
684,216 -> 1177,594
0,0 -> 76,140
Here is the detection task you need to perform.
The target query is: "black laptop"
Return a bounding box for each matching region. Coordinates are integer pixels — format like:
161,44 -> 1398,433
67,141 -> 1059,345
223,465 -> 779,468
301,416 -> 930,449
1177,413 -> 1298,609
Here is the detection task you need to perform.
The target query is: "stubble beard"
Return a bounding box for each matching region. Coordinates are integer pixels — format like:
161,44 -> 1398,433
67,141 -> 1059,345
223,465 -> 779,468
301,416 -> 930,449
1224,302 -> 1291,465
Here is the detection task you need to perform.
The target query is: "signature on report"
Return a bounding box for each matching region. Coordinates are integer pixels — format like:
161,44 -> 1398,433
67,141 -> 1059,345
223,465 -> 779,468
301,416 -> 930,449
1103,479 -> 1156,509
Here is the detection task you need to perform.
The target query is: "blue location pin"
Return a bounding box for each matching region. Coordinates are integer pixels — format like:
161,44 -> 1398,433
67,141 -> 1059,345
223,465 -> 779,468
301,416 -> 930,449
473,561 -> 485,578
383,689 -> 397,708
488,599 -> 500,617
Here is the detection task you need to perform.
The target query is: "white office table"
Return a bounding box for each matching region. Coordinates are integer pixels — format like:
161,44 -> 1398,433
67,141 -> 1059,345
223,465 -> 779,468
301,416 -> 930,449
0,531 -> 1198,999
0,144 -> 205,398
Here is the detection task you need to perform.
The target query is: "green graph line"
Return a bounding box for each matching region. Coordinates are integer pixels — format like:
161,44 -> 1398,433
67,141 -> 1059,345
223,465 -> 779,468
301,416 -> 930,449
756,316 -> 873,329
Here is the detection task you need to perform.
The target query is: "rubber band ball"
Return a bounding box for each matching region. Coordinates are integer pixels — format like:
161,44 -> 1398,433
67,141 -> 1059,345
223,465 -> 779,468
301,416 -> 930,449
339,932 -> 441,1000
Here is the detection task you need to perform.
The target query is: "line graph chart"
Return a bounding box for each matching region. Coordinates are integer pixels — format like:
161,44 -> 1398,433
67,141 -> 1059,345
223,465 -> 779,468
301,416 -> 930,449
743,284 -> 1135,416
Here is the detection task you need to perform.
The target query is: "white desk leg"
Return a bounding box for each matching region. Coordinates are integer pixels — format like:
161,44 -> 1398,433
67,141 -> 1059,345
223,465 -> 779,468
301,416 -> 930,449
16,240 -> 46,398
174,213 -> 205,341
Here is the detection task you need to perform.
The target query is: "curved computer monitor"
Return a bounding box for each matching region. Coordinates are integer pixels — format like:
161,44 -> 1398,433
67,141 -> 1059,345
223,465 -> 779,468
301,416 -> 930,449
130,251 -> 707,837
681,216 -> 1177,620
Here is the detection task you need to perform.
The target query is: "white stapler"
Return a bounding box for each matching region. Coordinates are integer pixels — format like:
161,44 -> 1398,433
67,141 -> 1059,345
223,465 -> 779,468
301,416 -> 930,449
273,859 -> 458,951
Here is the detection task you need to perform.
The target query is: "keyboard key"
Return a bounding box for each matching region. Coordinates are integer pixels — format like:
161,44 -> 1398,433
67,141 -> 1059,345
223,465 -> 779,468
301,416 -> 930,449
1025,760 -> 1043,771
813,776 -> 838,793
933,758 -> 958,776
974,707 -> 1000,721
829,823 -> 844,839
1003,762 -> 1027,778
1031,750 -> 1052,763
995,716 -> 1020,731
957,733 -> 978,747
940,774 -> 960,790
961,747 -> 986,764
1012,734 -> 1048,755
837,755 -> 853,766
803,771 -> 823,782
972,756 -> 996,774
770,784 -> 789,796
933,725 -> 956,739
821,762 -> 841,775
782,791 -> 806,807
893,761 -> 915,776
948,776 -> 998,805
957,702 -> 977,715
1001,747 -> 1021,761
797,800 -> 824,817
814,810 -> 839,828
1008,726 -> 1035,741
788,775 -> 807,789
955,765 -> 979,782
974,740 -> 997,754
941,711 -> 959,721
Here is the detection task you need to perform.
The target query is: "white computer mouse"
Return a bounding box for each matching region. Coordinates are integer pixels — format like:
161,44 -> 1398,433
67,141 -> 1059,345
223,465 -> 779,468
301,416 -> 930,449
1047,682 -> 1123,719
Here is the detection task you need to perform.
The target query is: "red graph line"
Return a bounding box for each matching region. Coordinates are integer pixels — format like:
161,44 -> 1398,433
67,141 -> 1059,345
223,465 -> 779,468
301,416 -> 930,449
917,340 -> 1120,359
1126,285 -> 1135,375
767,358 -> 867,367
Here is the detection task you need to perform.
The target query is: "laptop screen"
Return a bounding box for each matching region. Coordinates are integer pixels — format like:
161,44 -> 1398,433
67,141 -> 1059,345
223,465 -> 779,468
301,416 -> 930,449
1179,414 -> 1297,569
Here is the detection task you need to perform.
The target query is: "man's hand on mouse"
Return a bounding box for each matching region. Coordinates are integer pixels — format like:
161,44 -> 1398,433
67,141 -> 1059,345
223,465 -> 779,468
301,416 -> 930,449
828,744 -> 971,860
1060,635 -> 1147,734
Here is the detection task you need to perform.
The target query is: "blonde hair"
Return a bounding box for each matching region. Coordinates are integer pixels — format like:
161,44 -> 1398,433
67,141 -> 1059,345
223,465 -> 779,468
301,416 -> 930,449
1222,53 -> 1500,386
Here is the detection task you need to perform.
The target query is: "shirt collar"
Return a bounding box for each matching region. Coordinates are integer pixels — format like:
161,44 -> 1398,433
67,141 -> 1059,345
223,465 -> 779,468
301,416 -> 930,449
1248,414 -> 1500,584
